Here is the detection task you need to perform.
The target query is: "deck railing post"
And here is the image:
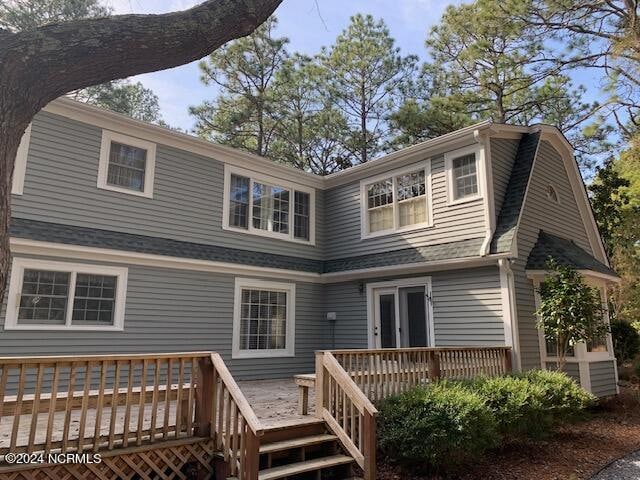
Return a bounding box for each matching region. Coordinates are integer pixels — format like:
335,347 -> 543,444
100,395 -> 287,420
504,348 -> 513,373
315,351 -> 325,419
195,356 -> 214,438
428,351 -> 441,381
363,409 -> 377,480
244,428 -> 260,480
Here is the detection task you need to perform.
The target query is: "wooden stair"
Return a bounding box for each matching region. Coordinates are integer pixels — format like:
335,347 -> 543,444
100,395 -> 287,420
229,419 -> 359,480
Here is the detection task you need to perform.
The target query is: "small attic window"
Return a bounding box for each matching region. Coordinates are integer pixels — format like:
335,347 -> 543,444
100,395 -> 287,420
546,185 -> 559,203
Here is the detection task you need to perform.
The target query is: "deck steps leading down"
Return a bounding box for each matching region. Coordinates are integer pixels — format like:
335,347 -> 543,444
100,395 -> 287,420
258,454 -> 355,480
228,420 -> 357,480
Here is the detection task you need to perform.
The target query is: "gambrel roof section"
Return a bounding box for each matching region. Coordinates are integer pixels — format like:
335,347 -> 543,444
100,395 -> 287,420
488,125 -> 609,266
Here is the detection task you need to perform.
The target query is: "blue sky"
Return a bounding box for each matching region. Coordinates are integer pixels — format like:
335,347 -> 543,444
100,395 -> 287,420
104,0 -> 463,130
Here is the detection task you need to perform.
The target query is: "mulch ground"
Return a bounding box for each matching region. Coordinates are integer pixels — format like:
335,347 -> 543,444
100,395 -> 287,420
378,385 -> 640,480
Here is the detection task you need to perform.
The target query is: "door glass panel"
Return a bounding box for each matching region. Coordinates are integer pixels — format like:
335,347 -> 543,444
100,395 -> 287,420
379,294 -> 397,348
399,286 -> 428,347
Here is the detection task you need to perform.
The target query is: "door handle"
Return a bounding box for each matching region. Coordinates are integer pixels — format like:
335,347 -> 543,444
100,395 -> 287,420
374,326 -> 379,336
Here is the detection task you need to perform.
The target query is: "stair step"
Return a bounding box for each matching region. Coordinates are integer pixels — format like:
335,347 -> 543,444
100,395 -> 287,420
260,434 -> 338,454
258,454 -> 354,480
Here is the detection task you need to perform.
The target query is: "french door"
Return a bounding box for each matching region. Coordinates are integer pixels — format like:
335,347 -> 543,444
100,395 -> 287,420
369,278 -> 433,349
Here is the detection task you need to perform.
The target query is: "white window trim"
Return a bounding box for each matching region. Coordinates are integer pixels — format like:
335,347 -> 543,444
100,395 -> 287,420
444,144 -> 484,206
365,277 -> 434,349
222,165 -> 316,245
532,274 -> 615,366
12,124 -> 32,196
4,258 -> 128,331
360,161 -> 433,239
97,130 -> 156,198
232,278 -> 296,359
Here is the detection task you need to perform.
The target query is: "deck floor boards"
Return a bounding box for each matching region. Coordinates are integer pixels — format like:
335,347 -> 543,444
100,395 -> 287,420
0,378 -> 314,450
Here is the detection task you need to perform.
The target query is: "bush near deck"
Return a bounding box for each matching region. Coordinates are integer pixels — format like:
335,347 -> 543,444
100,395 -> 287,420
378,370 -> 595,473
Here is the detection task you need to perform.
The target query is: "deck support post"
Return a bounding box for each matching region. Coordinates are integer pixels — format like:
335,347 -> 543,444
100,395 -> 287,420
363,409 -> 377,480
314,351 -> 325,419
195,356 -> 214,438
428,351 -> 441,380
245,428 -> 260,480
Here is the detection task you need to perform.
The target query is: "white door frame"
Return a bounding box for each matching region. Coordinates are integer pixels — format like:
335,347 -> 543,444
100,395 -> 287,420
366,276 -> 434,349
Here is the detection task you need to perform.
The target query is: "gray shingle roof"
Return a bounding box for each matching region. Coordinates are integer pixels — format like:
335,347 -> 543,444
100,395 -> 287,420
323,237 -> 484,273
526,230 -> 618,277
10,218 -> 486,275
10,218 -> 323,273
490,132 -> 540,253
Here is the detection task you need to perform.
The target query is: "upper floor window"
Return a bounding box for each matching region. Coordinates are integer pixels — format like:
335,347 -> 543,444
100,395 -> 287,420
98,130 -> 156,198
445,145 -> 483,205
224,166 -> 315,244
4,258 -> 127,331
360,162 -> 432,238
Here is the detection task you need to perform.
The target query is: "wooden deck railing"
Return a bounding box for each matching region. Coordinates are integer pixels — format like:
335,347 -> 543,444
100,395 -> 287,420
316,351 -> 378,480
329,346 -> 512,402
211,352 -> 263,480
0,351 -> 263,479
317,346 -> 512,479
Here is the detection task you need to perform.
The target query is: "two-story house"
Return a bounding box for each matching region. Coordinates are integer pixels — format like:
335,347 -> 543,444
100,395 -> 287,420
1,97 -> 619,396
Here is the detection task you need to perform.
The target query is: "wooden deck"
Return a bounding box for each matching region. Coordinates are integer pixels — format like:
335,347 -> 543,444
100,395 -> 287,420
0,347 -> 512,480
0,378 -> 310,451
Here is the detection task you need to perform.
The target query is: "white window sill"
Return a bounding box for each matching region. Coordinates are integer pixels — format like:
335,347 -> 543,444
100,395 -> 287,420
447,194 -> 483,207
232,350 -> 295,360
222,224 -> 315,246
361,222 -> 434,240
98,183 -> 153,199
3,324 -> 124,332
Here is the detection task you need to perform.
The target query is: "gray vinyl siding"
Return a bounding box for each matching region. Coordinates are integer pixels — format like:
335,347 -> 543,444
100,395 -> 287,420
0,255 -> 327,380
589,360 -> 618,397
545,362 -> 580,384
12,111 -> 323,260
515,140 -> 594,371
491,138 -> 520,218
323,153 -> 487,260
326,267 -> 505,349
324,282 -> 369,350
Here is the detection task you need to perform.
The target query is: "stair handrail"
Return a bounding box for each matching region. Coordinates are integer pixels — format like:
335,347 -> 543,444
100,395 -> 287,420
317,351 -> 378,480
210,353 -> 263,480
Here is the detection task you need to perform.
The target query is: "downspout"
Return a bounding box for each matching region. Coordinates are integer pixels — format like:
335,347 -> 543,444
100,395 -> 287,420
475,129 -> 496,256
498,258 -> 521,371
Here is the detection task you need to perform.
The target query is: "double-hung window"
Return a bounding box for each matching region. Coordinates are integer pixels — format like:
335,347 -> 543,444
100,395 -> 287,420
5,259 -> 127,331
445,145 -> 482,204
98,130 -> 156,198
232,278 -> 295,358
224,167 -> 315,244
361,162 -> 431,237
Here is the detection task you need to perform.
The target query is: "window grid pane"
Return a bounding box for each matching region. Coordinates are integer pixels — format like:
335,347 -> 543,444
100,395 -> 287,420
72,274 -> 117,326
452,154 -> 478,199
18,269 -> 70,325
294,191 -> 310,240
229,174 -> 250,229
252,182 -> 290,234
397,170 -> 427,227
107,142 -> 147,192
239,289 -> 287,351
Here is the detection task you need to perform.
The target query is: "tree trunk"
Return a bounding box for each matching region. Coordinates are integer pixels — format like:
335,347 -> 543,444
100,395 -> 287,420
0,0 -> 283,302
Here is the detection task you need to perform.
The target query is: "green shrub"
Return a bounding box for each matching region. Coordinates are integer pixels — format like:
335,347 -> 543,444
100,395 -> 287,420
611,320 -> 640,364
469,375 -> 551,439
520,369 -> 595,419
633,356 -> 640,378
378,382 -> 499,472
